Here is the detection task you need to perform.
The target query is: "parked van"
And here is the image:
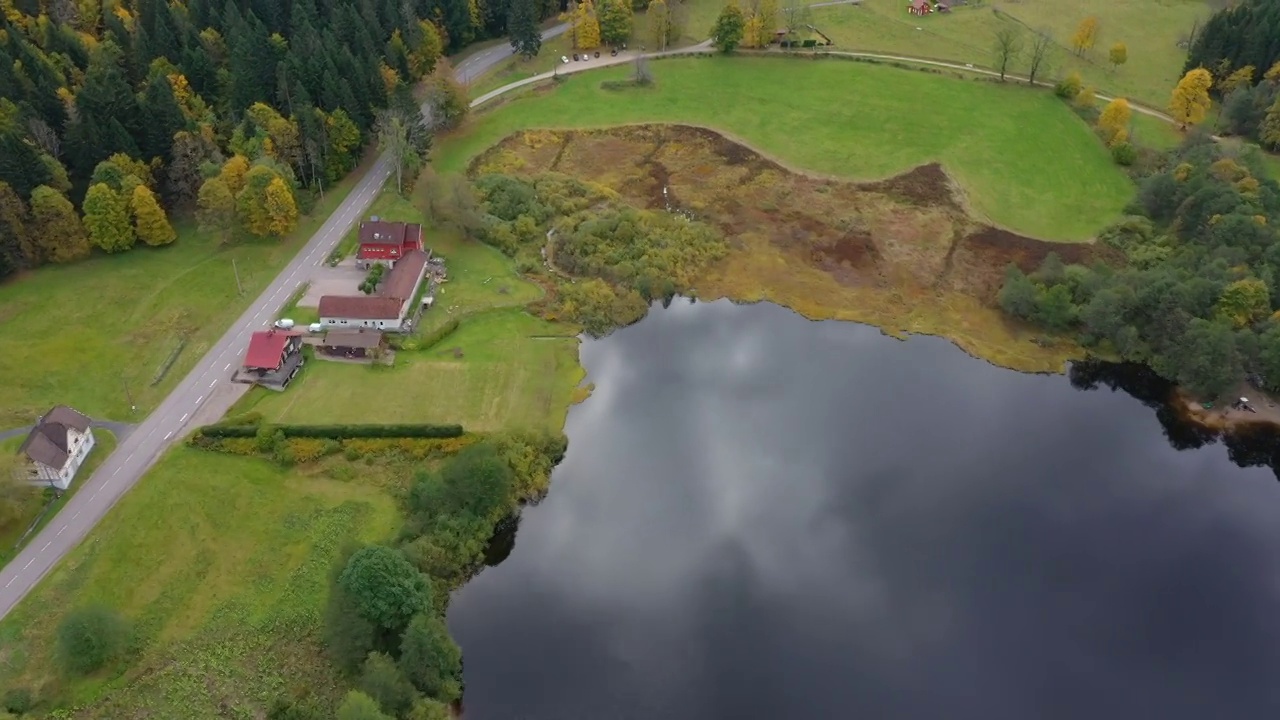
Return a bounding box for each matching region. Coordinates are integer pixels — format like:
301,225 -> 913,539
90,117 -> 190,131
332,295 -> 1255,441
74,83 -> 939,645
274,318 -> 295,329
308,323 -> 323,333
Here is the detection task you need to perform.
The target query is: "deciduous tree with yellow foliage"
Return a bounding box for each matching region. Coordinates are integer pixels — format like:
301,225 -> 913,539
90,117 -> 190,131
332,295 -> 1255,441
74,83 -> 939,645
131,185 -> 176,247
1096,98 -> 1131,147
1108,42 -> 1126,70
564,0 -> 602,50
1168,68 -> 1213,128
1070,16 -> 1099,56
235,165 -> 299,239
82,183 -> 135,253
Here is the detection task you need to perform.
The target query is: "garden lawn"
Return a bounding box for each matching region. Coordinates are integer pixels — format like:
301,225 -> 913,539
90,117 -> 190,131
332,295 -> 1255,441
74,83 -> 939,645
247,308 -> 582,432
0,153 -> 372,427
0,447 -> 400,718
807,0 -> 1209,108
440,55 -> 1133,241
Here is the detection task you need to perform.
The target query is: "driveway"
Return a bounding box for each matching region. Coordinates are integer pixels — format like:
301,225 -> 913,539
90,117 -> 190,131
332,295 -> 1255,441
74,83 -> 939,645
298,258 -> 366,308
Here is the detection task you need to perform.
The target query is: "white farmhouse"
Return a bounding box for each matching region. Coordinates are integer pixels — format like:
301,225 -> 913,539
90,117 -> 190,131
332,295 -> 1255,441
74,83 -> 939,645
17,406 -> 96,491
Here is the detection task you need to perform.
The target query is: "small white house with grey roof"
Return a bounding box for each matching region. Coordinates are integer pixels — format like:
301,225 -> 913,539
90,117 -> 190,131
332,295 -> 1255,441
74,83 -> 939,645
17,406 -> 96,490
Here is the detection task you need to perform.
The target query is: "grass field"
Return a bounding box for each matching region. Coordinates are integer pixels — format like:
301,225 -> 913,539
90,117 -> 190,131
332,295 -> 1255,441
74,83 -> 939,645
247,309 -> 581,431
0,153 -> 375,427
807,0 -> 1208,108
0,447 -> 400,717
441,55 -> 1133,240
0,430 -> 117,567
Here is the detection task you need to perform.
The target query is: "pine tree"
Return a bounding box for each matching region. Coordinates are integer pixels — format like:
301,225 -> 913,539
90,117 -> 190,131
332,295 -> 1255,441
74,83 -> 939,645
29,186 -> 90,263
0,131 -> 55,200
1169,68 -> 1213,128
131,185 -> 176,246
82,183 -> 137,253
508,0 -> 542,58
598,0 -> 633,47
139,75 -> 187,162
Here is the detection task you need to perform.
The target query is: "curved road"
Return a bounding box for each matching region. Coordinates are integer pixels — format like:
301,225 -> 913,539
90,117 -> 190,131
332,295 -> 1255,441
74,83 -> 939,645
0,23 -> 572,622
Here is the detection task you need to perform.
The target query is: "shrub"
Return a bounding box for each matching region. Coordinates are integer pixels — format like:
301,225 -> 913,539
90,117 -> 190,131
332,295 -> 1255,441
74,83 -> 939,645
1111,142 -> 1137,166
2,688 -> 32,714
56,605 -> 130,676
418,318 -> 461,352
1054,71 -> 1083,98
199,423 -> 465,440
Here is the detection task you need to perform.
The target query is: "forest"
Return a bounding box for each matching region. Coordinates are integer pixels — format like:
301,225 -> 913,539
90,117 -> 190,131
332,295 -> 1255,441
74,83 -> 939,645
999,135 -> 1280,398
1185,0 -> 1280,148
0,0 -> 560,280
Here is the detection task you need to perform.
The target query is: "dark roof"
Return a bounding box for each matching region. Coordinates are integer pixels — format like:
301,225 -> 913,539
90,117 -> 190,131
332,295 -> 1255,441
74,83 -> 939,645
18,405 -> 92,469
359,220 -> 409,247
322,329 -> 384,349
243,330 -> 301,370
318,295 -> 404,320
379,250 -> 429,303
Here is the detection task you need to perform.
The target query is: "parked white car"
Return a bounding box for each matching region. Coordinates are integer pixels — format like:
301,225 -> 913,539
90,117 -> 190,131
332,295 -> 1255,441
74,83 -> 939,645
274,318 -> 295,329
308,323 -> 323,333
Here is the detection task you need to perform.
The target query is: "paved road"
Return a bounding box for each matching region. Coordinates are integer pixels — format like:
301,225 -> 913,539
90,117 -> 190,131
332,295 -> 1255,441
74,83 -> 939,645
0,23 -> 573,622
456,22 -> 570,85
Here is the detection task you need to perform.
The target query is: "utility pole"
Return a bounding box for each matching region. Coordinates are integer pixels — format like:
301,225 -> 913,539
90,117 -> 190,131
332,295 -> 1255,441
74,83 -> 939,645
122,373 -> 135,415
232,258 -> 244,295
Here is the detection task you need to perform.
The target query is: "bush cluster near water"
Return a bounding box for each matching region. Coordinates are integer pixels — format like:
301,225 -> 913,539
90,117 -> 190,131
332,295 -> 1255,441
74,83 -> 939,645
999,135 -> 1280,398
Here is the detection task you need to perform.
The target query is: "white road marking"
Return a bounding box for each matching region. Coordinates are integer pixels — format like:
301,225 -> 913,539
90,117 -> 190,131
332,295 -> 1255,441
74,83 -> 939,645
180,413 -> 189,422
112,468 -> 120,477
196,395 -> 204,404
90,492 -> 99,501
73,512 -> 80,520
224,363 -> 231,371
40,542 -> 50,553
56,526 -> 65,537
22,560 -> 33,570
4,578 -> 13,588
124,454 -> 133,463
164,431 -> 173,440
209,379 -> 216,388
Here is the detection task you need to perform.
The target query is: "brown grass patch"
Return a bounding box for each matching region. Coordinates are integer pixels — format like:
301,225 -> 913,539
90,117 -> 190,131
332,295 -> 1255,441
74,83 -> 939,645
472,124 -> 1111,372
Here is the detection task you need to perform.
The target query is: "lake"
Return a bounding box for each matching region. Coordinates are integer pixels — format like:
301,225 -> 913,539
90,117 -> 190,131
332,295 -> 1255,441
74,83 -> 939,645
448,298 -> 1280,719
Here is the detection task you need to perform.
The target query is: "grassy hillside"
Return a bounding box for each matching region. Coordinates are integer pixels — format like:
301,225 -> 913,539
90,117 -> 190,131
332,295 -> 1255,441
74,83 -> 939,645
441,55 -> 1134,241
807,0 -> 1208,108
0,156 -> 371,427
0,448 -> 401,717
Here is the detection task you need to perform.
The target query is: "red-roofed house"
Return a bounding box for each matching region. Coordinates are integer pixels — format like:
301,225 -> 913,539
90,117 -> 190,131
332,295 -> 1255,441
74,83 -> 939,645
356,217 -> 424,270
241,329 -> 305,389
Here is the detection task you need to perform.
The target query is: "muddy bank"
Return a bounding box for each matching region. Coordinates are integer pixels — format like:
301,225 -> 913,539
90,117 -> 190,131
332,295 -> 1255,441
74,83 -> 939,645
472,124 -> 1119,372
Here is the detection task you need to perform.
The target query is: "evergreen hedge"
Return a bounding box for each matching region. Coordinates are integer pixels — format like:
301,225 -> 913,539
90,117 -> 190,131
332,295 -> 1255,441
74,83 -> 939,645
199,423 -> 464,439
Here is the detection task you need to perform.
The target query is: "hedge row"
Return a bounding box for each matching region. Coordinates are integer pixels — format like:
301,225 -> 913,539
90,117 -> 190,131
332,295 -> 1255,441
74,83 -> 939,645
198,423 -> 464,439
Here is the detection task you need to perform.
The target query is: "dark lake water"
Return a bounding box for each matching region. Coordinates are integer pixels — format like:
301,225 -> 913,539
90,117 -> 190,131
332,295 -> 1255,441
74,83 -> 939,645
448,298 -> 1280,720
